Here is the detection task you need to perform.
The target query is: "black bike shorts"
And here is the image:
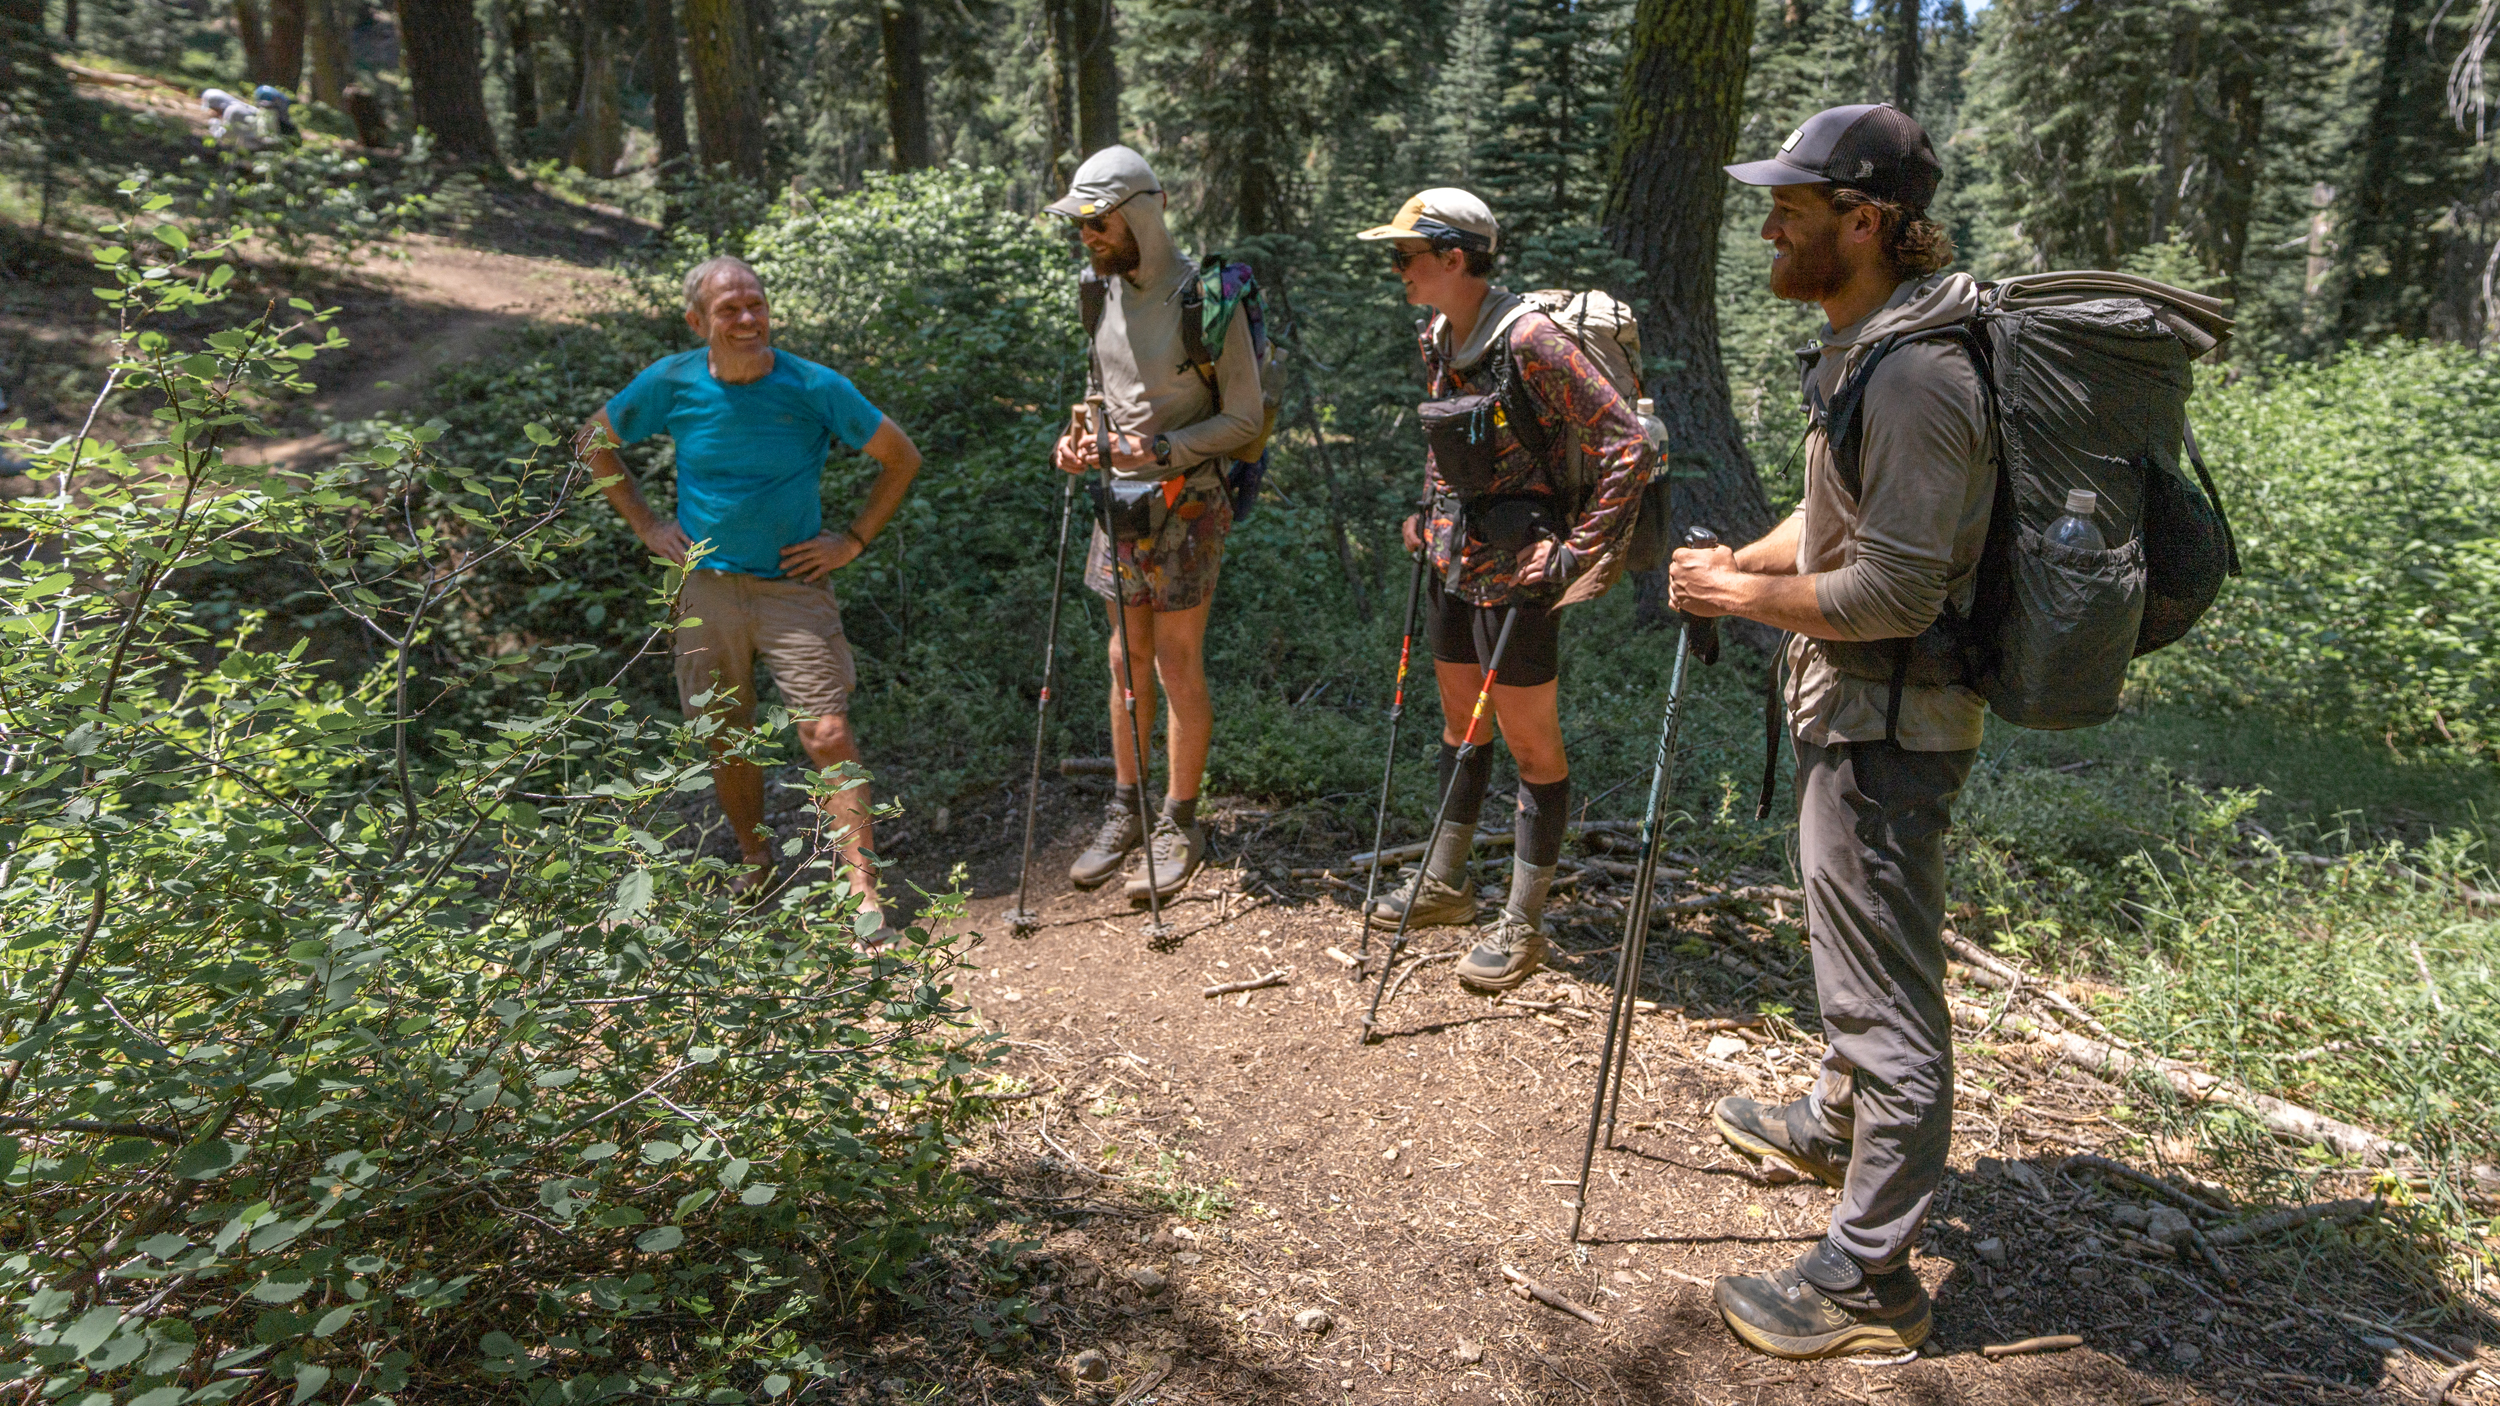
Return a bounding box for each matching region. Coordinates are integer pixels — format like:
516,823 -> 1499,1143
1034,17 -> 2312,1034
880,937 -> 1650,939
1427,583 -> 1561,689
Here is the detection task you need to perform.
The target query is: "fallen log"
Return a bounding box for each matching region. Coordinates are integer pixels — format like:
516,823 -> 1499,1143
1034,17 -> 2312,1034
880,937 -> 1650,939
1500,1265 -> 1604,1326
1948,1000 -> 2404,1163
2204,1197 -> 2379,1247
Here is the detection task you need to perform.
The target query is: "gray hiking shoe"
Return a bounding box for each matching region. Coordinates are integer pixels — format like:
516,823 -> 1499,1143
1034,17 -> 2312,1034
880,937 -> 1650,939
1714,1240 -> 1931,1360
1122,815 -> 1203,902
1070,803 -> 1144,889
1453,913 -> 1547,991
1363,866 -> 1478,929
1714,1093 -> 1853,1189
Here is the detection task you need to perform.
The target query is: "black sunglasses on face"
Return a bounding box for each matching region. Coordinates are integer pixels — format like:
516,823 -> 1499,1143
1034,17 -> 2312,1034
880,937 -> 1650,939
1389,246 -> 1442,272
1077,193 -> 1138,234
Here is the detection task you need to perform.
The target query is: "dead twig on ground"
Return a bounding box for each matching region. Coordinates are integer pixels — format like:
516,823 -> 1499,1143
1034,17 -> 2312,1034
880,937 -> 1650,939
1981,1334 -> 2084,1359
2061,1153 -> 2234,1216
2433,1361 -> 2482,1404
1501,1265 -> 1604,1326
1202,969 -> 1289,998
2205,1198 -> 2380,1248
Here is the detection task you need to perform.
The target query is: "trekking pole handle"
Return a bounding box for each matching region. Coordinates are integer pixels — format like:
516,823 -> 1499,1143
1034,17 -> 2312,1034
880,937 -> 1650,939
1679,525 -> 1723,666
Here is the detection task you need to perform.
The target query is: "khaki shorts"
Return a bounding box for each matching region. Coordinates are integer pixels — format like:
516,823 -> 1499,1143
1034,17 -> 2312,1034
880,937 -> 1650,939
672,569 -> 856,725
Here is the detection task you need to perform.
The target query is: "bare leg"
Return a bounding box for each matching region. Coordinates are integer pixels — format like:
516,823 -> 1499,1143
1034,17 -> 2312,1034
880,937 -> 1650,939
1148,600 -> 1213,803
1433,658 -> 1499,748
796,714 -> 878,915
1107,602 -> 1162,789
1488,679 -> 1567,785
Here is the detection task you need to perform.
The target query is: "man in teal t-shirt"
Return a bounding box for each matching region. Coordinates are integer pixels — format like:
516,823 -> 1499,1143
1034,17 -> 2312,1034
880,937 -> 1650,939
579,255 -> 923,936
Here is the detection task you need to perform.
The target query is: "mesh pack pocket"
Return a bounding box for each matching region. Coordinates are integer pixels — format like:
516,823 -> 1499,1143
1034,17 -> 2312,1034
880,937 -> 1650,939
1983,528 -> 2147,730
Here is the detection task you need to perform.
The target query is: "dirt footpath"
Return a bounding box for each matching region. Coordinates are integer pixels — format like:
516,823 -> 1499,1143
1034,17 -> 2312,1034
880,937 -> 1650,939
875,790 -> 2492,1405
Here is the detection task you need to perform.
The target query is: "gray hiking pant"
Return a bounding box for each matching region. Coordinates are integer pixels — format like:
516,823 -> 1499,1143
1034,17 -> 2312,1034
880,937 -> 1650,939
1795,736 -> 1975,1273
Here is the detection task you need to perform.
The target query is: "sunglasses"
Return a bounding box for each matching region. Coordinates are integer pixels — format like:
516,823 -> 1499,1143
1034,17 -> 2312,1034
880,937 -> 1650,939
1388,246 -> 1445,272
1077,193 -> 1137,234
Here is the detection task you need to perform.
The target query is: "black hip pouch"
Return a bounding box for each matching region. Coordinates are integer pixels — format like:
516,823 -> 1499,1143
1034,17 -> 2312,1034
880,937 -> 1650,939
1465,494 -> 1560,552
1418,392 -> 1509,501
1090,476 -> 1166,544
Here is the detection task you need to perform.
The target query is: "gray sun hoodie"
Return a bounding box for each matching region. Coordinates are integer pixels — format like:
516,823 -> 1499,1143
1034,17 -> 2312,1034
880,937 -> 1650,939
1783,270 -> 1998,752
1088,194 -> 1265,482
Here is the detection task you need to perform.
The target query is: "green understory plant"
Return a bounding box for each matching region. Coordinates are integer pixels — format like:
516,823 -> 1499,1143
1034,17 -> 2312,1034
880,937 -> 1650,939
0,183 -> 995,1404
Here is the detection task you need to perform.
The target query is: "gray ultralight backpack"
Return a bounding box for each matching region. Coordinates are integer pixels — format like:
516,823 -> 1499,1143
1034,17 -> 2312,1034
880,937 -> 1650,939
1821,271 -> 2241,733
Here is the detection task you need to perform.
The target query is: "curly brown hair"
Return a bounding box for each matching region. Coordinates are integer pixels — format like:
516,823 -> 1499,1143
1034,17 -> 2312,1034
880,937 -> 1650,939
1825,186 -> 1956,281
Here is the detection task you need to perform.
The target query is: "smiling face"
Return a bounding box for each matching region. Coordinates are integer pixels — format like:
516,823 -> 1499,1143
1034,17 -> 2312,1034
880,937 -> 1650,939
1760,184 -> 1876,303
686,270 -> 772,357
1076,204 -> 1144,277
1391,239 -> 1471,309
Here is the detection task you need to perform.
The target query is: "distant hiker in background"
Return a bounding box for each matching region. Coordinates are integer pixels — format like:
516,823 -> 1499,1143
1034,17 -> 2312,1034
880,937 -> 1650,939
253,84 -> 299,138
1671,102 -> 1987,1360
1358,188 -> 1647,992
576,255 -> 923,940
1043,146 -> 1265,905
199,89 -> 269,147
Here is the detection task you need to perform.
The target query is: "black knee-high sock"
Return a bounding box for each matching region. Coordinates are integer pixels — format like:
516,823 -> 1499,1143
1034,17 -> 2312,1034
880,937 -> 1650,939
1436,741 -> 1493,828
1516,776 -> 1570,867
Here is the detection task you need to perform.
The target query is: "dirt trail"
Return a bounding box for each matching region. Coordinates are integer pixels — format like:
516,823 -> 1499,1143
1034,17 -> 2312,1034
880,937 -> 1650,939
867,789 -> 2491,1405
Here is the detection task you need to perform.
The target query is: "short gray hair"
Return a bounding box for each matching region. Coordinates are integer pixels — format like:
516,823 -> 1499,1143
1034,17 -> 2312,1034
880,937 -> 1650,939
684,255 -> 763,311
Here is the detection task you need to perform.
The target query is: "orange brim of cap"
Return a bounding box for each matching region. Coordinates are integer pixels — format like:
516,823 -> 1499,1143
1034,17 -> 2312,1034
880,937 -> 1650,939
1353,223 -> 1421,242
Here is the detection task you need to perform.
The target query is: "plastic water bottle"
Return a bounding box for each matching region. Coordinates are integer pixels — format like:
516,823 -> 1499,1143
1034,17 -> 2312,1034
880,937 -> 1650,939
1635,396 -> 1669,460
2047,487 -> 2106,551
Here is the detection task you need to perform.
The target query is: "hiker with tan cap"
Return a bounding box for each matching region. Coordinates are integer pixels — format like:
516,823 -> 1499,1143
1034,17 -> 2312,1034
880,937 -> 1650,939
1043,146 -> 1266,905
1357,188 -> 1648,991
577,255 -> 923,939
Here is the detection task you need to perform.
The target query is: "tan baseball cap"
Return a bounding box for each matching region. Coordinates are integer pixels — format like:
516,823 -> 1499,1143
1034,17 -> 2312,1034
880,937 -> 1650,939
1043,145 -> 1162,220
1354,188 -> 1498,253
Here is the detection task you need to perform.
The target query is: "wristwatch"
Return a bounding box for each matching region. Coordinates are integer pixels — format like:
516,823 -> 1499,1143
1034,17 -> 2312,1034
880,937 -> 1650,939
1152,433 -> 1171,467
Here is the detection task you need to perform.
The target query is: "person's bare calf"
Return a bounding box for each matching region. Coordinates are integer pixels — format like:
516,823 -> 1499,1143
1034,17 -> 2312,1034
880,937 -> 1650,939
795,714 -> 882,921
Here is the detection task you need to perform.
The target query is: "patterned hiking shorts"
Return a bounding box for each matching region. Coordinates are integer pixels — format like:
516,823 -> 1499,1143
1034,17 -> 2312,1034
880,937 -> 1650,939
1083,472 -> 1234,612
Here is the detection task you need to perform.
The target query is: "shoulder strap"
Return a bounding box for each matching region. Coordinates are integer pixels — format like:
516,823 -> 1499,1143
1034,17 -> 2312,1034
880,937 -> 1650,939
1079,268 -> 1110,343
1825,320 -> 1994,501
1494,317 -> 1555,466
2182,417 -> 2241,576
1179,274 -> 1215,400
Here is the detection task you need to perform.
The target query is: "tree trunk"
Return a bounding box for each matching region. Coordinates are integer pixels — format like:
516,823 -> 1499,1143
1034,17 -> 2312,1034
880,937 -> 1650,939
1890,0 -> 1918,116
1043,0 -> 1074,188
1071,0 -> 1119,154
2213,64 -> 2262,302
306,0 -> 352,107
567,21 -> 622,175
507,0 -> 539,131
646,0 -> 689,168
233,0 -> 274,85
61,0 -> 75,43
879,0 -> 931,170
684,0 -> 767,179
1602,0 -> 1774,571
393,0 -> 502,162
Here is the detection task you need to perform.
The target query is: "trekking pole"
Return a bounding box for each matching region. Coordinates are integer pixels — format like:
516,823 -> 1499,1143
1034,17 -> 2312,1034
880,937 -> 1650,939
1568,525 -> 1721,1243
1357,599 -> 1522,1046
1004,467 -> 1079,935
1088,393 -> 1170,940
1354,504 -> 1436,962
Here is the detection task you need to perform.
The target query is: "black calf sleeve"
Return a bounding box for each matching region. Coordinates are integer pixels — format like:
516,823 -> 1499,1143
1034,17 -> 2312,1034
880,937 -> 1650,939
1436,742 -> 1493,828
1516,776 -> 1570,867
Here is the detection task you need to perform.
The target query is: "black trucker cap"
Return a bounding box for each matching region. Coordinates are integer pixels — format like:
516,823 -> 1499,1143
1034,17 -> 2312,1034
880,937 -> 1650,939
1725,103 -> 1942,209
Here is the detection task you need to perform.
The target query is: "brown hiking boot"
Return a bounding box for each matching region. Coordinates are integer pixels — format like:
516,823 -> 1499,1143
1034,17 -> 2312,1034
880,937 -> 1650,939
1715,1094 -> 1853,1189
1363,866 -> 1478,929
1070,802 -> 1144,889
1122,815 -> 1203,902
1714,1240 -> 1931,1360
1453,913 -> 1546,991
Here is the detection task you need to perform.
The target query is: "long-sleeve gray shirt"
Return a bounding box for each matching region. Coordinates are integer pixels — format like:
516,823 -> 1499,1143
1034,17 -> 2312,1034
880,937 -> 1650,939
1090,197 -> 1265,480
1784,272 -> 1996,751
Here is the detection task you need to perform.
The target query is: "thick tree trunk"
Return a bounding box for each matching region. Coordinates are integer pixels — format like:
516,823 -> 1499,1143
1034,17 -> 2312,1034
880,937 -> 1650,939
879,0 -> 932,170
1890,0 -> 1918,115
567,22 -> 622,175
233,0 -> 274,84
234,0 -> 310,91
507,0 -> 539,131
306,0 -> 352,107
684,0 -> 767,179
2338,0 -> 2420,339
1602,0 -> 1774,572
2214,67 -> 2262,303
393,0 -> 502,162
646,0 -> 690,168
1071,0 -> 1119,154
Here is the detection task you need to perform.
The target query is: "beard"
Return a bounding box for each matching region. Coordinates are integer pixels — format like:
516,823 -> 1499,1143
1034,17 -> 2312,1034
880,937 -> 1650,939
1769,223 -> 1850,303
1087,228 -> 1143,277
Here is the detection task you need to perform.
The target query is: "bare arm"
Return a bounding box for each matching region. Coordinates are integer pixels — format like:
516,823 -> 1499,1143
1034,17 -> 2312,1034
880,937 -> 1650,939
781,416 -> 922,583
1668,508 -> 1847,639
577,408 -> 690,565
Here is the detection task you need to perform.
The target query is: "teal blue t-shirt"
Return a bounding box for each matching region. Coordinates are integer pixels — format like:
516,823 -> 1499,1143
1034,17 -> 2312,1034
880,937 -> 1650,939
605,349 -> 885,578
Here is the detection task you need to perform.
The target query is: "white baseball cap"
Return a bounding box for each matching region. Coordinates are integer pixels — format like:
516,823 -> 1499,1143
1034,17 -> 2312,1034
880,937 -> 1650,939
1354,188 -> 1499,253
1044,145 -> 1163,220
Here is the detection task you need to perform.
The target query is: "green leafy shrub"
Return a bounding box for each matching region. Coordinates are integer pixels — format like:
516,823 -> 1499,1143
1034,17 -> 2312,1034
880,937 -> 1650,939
2142,343 -> 2500,758
0,185 -> 993,1404
167,129 -> 483,267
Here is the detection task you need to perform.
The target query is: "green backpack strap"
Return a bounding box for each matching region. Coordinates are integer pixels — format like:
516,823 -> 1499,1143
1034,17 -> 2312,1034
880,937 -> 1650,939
1179,255 -> 1257,408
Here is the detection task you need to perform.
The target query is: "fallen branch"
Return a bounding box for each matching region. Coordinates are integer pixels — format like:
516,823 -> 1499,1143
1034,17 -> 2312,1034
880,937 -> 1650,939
1202,969 -> 1289,998
2434,1361 -> 2482,1405
0,1114 -> 184,1143
2204,1198 -> 2379,1248
2060,1153 -> 2233,1217
1322,947 -> 1360,968
1500,996 -> 1595,1021
1500,1265 -> 1604,1326
1942,929 -> 2123,1045
1380,949 -> 1463,1006
1982,1334 -> 2084,1359
1346,819 -> 1636,870
1948,999 -> 2404,1163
